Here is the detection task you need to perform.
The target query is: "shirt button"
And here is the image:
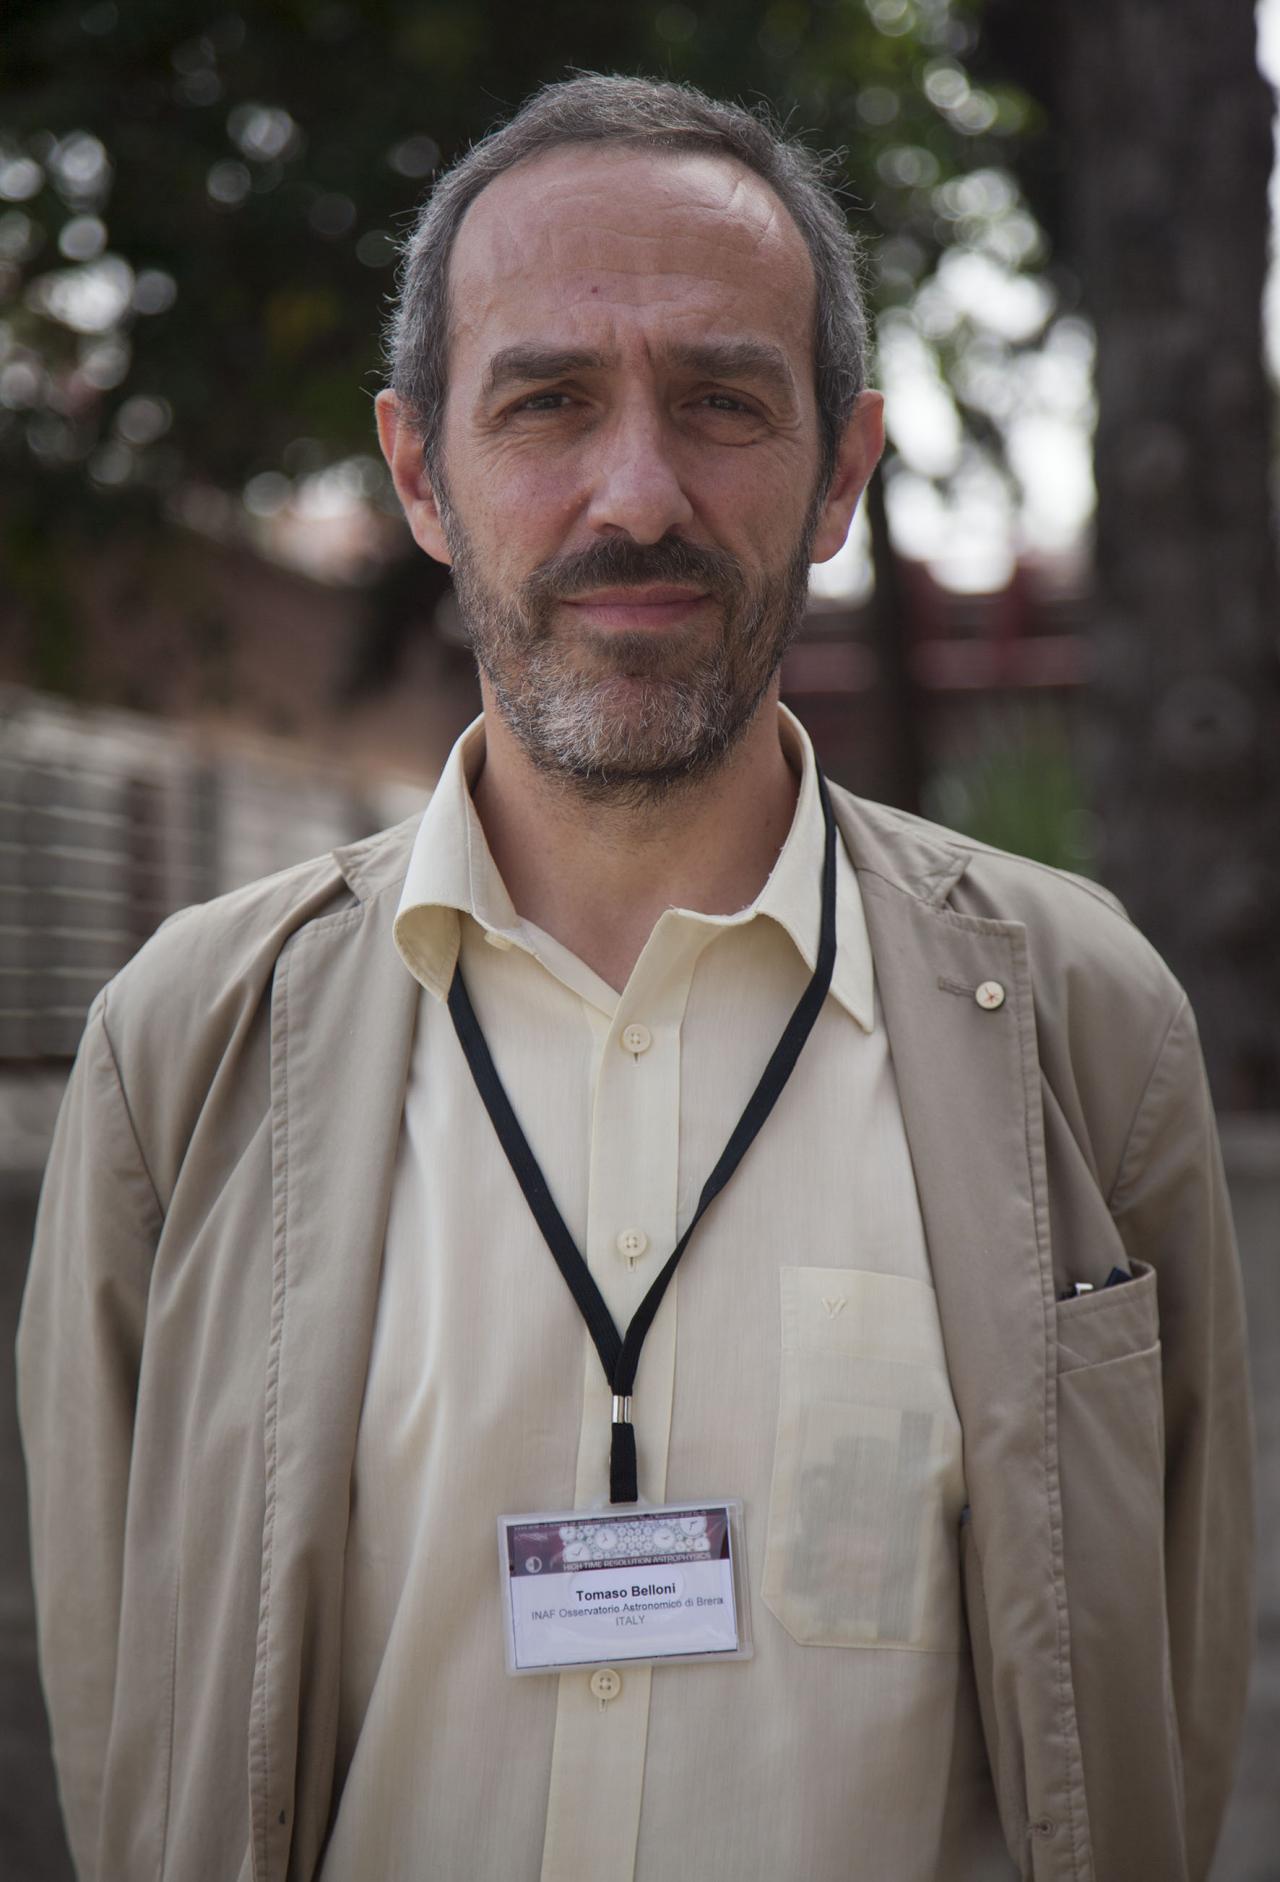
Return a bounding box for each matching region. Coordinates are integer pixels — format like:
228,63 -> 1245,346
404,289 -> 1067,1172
484,930 -> 513,951
975,980 -> 1006,1010
616,1228 -> 649,1266
589,1667 -> 622,1705
620,1023 -> 652,1054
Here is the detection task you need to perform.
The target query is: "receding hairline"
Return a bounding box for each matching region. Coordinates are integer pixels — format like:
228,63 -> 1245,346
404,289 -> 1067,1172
386,74 -> 869,487
438,138 -> 819,356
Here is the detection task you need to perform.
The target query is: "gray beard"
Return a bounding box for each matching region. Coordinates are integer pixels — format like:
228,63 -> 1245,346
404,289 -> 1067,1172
444,520 -> 817,810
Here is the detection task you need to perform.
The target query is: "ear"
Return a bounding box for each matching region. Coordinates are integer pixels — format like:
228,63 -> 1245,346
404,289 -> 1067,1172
374,389 -> 452,566
808,390 -> 885,565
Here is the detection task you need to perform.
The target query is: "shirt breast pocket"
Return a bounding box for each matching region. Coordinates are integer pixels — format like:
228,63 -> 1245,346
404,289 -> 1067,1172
761,1265 -> 966,1651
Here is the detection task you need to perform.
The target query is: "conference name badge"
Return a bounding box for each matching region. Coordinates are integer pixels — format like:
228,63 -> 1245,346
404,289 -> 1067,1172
498,1500 -> 752,1674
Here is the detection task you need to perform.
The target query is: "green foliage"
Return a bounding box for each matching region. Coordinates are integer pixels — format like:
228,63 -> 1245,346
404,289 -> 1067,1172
0,0 -> 1042,522
922,706 -> 1097,873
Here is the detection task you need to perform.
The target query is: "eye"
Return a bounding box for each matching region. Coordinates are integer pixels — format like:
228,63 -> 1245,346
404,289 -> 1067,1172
512,390 -> 574,414
686,390 -> 769,442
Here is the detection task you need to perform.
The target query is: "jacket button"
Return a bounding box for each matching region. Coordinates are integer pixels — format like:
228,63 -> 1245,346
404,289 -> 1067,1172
975,980 -> 1006,1010
1030,1817 -> 1056,1838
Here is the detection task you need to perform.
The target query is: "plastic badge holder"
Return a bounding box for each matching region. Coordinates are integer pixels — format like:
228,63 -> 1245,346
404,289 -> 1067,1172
498,1498 -> 754,1675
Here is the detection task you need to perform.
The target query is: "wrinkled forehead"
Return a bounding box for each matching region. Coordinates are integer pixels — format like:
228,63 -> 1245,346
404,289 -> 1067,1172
444,144 -> 817,362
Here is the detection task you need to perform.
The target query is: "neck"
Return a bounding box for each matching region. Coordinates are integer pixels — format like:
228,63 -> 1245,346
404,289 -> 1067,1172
471,687 -> 799,991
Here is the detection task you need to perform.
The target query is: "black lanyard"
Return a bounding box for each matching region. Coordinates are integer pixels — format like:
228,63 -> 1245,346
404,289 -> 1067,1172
447,768 -> 839,1503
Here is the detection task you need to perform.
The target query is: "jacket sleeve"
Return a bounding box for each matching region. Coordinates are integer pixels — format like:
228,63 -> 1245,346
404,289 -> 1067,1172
1107,994 -> 1255,1881
16,988 -> 162,1882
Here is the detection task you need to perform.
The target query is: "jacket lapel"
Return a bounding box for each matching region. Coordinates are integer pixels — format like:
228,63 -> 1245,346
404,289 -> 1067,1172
838,795 -> 1088,1876
252,868 -> 419,1882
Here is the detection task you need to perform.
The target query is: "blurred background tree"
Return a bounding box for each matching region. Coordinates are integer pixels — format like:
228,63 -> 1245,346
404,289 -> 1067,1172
0,0 -> 1051,694
0,0 -> 1043,498
1,0 -> 1277,1101
980,0 -> 1280,1106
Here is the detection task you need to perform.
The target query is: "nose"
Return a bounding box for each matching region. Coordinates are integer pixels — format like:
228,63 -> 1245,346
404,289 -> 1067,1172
583,406 -> 695,545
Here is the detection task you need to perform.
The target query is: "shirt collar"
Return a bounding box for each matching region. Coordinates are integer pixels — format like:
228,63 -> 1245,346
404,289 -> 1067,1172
393,705 -> 875,1033
757,705 -> 874,1031
392,715 -> 515,1000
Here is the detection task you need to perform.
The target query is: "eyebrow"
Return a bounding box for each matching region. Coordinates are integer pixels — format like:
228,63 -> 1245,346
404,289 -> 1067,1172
482,346 -> 605,397
480,338 -> 798,403
663,340 -> 797,400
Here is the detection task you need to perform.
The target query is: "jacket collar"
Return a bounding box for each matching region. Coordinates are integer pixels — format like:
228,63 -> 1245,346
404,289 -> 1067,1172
828,789 -> 975,910
332,812 -> 421,908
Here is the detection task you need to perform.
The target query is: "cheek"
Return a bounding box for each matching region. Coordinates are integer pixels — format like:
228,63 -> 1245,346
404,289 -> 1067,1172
703,455 -> 813,561
454,446 -> 586,568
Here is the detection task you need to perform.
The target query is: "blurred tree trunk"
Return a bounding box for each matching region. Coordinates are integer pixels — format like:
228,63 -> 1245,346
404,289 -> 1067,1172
866,466 -> 924,816
1056,0 -> 1280,1107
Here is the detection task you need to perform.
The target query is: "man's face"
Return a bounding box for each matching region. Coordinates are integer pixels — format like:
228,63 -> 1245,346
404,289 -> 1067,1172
381,144 -> 881,799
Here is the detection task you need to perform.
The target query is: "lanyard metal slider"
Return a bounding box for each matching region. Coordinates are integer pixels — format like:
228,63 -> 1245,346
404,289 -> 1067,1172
611,1394 -> 632,1425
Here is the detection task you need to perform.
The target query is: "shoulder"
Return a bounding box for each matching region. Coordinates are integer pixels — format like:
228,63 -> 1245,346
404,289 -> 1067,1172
92,816 -> 419,1178
108,814 -> 419,1010
831,783 -> 1178,1005
830,788 -> 1192,1170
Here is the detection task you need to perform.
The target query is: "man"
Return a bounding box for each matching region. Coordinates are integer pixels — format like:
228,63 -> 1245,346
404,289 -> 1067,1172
18,74 -> 1252,1882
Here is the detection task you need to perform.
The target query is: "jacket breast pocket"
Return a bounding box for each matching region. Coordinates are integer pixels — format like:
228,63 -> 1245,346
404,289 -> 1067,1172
1054,1256 -> 1166,1569
1055,1257 -> 1159,1374
761,1266 -> 966,1651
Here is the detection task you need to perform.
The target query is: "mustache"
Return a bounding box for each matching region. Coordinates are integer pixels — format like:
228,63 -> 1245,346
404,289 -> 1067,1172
521,535 -> 747,607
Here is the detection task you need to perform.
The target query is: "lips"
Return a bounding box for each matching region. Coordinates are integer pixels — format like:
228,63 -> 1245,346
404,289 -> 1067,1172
561,585 -> 710,629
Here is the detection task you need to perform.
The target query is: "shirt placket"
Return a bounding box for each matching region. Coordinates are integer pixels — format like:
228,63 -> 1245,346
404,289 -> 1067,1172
539,919 -> 713,1882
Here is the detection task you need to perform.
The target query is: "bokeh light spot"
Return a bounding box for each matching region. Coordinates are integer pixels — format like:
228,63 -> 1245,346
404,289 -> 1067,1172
388,135 -> 440,179
207,160 -> 252,207
58,215 -> 107,262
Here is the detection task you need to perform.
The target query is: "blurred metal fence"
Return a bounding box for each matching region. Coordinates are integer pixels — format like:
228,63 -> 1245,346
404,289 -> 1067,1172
0,688 -> 424,1060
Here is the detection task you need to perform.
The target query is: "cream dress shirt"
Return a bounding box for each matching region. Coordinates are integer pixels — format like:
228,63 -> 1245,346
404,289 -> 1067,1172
317,709 -> 1013,1882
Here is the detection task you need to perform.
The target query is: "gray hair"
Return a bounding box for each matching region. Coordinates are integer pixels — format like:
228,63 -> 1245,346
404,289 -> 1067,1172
386,73 -> 869,489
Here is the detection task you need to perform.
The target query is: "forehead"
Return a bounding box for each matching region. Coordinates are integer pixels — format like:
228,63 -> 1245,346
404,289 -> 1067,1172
445,144 -> 817,373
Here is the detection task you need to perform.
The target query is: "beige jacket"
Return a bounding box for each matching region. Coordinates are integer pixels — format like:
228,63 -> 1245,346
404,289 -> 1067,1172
17,786 -> 1254,1882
